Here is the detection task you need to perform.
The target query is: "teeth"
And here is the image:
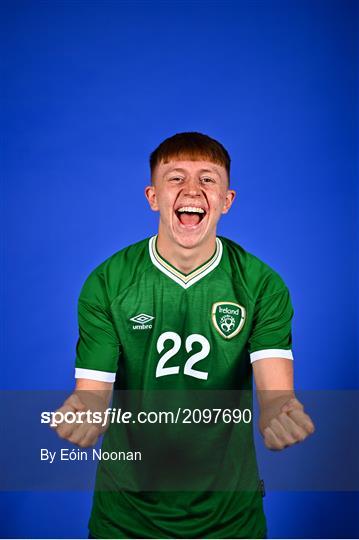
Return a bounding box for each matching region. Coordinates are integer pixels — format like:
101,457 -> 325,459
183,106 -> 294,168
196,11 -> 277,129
177,206 -> 205,214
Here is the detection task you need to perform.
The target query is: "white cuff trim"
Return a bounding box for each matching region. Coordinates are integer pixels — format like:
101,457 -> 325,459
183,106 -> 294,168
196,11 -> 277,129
75,368 -> 116,382
250,349 -> 294,363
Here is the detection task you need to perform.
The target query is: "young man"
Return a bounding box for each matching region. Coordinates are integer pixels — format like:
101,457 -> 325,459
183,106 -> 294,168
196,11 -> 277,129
54,132 -> 314,538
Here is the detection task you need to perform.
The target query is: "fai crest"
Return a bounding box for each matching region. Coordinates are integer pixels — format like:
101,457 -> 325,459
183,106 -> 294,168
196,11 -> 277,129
211,302 -> 246,339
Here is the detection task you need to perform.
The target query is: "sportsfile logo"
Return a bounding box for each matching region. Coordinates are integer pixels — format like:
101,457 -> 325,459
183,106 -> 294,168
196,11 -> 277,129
130,313 -> 155,330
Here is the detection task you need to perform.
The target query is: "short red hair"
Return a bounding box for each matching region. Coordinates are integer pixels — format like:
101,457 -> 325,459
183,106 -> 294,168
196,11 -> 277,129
150,132 -> 231,184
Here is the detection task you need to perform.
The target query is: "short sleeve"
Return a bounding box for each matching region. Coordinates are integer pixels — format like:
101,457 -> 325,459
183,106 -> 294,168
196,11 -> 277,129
75,270 -> 120,382
248,285 -> 294,364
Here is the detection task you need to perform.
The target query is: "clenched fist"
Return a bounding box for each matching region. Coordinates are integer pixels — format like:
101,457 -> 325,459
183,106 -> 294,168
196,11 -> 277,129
52,385 -> 112,448
261,397 -> 315,451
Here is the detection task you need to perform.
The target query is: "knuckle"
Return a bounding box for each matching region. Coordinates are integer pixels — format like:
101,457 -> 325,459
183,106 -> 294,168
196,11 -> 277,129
284,435 -> 295,446
85,437 -> 97,448
78,439 -> 90,448
57,430 -> 68,440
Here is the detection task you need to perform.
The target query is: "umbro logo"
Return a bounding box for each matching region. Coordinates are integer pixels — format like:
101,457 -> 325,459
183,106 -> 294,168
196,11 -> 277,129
130,313 -> 154,324
130,313 -> 155,330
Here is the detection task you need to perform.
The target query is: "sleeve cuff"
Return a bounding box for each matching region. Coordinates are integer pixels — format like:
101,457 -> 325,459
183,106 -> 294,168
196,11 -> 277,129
250,349 -> 294,363
75,368 -> 116,382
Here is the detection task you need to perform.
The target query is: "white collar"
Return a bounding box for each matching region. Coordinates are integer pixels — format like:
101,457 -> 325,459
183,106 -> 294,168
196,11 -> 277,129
148,235 -> 223,289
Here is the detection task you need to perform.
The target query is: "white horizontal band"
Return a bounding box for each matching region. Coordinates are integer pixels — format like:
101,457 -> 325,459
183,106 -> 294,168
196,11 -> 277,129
75,368 -> 116,382
250,349 -> 294,363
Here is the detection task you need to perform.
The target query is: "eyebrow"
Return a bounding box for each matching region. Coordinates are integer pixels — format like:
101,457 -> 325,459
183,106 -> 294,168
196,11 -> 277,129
164,167 -> 221,176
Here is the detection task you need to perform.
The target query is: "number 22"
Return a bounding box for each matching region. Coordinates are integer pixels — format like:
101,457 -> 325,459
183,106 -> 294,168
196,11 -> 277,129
156,331 -> 210,380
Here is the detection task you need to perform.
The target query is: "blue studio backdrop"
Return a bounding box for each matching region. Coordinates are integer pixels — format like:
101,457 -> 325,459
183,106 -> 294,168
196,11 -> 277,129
1,0 -> 358,538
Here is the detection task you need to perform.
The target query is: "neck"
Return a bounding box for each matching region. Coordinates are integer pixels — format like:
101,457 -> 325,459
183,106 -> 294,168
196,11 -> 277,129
156,231 -> 217,274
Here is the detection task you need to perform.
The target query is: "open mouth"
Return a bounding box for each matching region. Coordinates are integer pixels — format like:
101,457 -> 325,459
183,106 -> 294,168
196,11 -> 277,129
175,206 -> 207,227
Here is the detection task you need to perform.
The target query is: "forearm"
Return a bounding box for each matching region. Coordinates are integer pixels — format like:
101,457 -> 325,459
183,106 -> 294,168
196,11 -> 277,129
252,358 -> 314,449
253,357 -> 294,430
74,378 -> 113,412
52,379 -> 114,447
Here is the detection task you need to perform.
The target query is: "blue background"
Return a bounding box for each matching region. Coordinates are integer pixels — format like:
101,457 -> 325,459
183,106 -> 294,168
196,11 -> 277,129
1,0 -> 358,537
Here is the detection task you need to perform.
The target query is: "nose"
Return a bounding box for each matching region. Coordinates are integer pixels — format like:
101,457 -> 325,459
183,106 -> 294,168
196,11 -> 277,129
183,176 -> 201,196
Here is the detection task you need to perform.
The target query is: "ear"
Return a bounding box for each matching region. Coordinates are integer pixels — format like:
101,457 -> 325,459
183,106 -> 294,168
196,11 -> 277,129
145,184 -> 159,211
221,189 -> 236,214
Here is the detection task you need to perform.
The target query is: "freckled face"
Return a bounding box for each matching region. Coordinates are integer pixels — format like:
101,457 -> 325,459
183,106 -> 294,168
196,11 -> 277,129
145,160 -> 236,249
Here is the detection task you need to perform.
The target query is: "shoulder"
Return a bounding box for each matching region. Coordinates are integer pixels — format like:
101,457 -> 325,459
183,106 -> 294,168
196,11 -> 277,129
219,236 -> 289,300
79,237 -> 152,305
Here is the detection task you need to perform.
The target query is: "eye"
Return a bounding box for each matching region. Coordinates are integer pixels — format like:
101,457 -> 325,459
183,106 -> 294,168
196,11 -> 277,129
200,176 -> 215,184
169,176 -> 184,182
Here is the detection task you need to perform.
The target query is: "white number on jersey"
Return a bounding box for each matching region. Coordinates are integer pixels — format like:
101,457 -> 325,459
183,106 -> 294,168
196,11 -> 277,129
156,332 -> 210,380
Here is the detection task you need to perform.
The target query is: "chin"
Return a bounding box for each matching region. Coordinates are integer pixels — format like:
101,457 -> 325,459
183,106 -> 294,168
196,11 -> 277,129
171,229 -> 207,250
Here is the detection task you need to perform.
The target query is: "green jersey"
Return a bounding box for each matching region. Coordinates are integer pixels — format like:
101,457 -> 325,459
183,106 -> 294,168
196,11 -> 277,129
75,235 -> 293,538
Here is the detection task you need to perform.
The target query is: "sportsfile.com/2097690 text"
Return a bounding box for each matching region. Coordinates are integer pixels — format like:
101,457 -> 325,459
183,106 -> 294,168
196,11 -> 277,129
41,407 -> 252,428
